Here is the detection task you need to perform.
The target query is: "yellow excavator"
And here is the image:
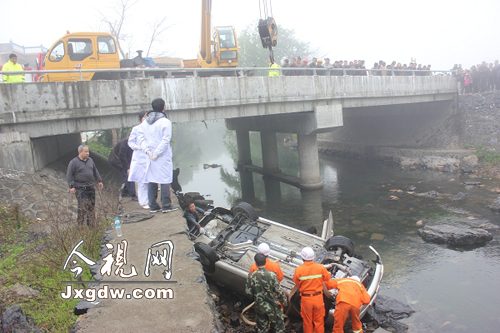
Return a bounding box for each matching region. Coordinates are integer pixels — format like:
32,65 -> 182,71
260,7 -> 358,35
182,0 -> 239,69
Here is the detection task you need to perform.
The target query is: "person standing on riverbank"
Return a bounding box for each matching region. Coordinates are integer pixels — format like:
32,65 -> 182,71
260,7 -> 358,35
109,137 -> 136,201
245,253 -> 288,333
138,98 -> 178,213
293,247 -> 331,333
128,111 -> 150,209
66,145 -> 104,226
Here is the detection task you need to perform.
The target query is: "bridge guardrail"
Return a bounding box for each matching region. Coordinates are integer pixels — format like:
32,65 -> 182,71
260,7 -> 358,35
0,67 -> 458,81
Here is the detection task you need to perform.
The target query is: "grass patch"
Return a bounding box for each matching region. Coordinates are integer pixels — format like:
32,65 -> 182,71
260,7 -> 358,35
476,147 -> 500,165
0,188 -> 116,332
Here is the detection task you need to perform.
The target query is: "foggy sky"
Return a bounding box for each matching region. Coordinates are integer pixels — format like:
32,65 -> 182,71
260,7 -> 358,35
1,0 -> 498,70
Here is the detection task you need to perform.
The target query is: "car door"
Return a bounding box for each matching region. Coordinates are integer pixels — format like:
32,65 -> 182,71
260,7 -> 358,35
67,38 -> 97,81
45,40 -> 70,81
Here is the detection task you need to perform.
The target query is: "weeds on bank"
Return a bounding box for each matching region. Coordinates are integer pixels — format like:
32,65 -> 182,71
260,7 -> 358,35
476,143 -> 500,165
0,182 -> 119,332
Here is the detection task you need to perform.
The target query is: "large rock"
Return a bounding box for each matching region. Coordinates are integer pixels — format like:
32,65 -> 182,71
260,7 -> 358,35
1,305 -> 44,333
419,224 -> 492,246
460,155 -> 479,173
490,196 -> 500,212
7,283 -> 41,298
365,295 -> 414,333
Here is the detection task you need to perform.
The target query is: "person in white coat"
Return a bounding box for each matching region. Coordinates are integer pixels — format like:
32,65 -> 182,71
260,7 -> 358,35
127,111 -> 149,209
139,98 -> 178,213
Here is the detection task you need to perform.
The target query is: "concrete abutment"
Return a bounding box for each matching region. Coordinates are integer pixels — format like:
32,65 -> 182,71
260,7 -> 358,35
0,132 -> 81,173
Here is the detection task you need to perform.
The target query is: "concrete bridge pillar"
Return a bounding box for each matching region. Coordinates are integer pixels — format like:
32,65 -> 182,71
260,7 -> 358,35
297,133 -> 323,190
260,131 -> 280,174
236,130 -> 252,166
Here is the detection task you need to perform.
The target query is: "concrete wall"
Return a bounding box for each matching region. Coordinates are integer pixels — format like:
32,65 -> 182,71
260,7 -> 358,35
0,132 -> 34,172
318,98 -> 460,155
31,133 -> 82,171
0,132 -> 81,172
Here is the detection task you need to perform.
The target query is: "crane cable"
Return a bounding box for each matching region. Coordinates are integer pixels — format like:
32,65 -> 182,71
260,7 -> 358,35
259,0 -> 273,20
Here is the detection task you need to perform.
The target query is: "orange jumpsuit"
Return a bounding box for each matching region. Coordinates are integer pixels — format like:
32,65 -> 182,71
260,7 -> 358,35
326,278 -> 371,333
249,258 -> 284,281
293,261 -> 331,333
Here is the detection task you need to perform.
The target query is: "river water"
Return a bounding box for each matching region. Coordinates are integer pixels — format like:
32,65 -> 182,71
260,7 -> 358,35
173,121 -> 500,332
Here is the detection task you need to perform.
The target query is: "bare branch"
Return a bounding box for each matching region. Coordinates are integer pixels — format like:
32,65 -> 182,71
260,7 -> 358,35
146,17 -> 172,57
97,0 -> 139,58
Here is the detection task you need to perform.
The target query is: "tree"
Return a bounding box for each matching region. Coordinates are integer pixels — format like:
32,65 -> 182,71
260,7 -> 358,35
97,0 -> 171,59
98,0 -> 138,59
238,21 -> 316,67
146,17 -> 172,57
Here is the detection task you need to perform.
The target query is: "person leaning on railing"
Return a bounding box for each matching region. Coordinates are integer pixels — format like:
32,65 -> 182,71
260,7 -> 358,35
2,53 -> 25,83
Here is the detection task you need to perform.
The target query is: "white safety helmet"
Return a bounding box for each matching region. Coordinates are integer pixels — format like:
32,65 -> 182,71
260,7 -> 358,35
257,243 -> 271,256
301,247 -> 315,261
350,276 -> 360,282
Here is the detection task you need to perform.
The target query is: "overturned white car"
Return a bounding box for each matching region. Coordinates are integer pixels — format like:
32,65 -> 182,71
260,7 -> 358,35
191,202 -> 384,323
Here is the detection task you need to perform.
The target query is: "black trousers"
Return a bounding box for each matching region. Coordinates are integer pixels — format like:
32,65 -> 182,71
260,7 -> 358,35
75,186 -> 96,226
120,167 -> 136,197
148,183 -> 171,210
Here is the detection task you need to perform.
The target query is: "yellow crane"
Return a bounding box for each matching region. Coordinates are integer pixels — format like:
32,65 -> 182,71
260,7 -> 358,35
182,0 -> 239,69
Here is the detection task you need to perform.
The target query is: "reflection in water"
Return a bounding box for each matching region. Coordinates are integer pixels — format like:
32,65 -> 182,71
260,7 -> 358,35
174,120 -> 500,332
263,176 -> 281,205
239,170 -> 255,203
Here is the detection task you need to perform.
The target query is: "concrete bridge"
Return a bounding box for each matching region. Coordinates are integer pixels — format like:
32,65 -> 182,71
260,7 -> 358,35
0,74 -> 458,189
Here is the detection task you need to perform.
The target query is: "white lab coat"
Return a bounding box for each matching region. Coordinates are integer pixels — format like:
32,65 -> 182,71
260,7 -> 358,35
127,124 -> 148,183
138,115 -> 173,184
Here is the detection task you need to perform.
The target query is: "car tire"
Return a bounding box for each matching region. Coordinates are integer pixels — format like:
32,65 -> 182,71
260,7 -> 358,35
194,242 -> 219,274
324,236 -> 355,257
231,202 -> 259,221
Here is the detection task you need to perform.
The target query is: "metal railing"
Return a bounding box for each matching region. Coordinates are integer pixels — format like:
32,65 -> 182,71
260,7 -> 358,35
0,67 -> 456,82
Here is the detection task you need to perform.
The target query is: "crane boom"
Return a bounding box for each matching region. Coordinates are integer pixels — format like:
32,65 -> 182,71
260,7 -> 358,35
200,0 -> 213,64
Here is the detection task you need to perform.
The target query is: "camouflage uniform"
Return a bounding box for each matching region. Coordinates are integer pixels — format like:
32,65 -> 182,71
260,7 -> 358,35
245,267 -> 288,333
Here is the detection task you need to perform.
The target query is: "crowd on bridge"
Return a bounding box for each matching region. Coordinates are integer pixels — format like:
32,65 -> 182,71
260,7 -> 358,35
274,56 -> 434,77
451,60 -> 500,94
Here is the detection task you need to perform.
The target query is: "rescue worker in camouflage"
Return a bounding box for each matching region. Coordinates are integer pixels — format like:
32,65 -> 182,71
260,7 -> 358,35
245,253 -> 288,333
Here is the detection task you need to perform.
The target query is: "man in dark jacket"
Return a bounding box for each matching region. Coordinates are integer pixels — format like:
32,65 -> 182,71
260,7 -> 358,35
109,137 -> 136,200
183,201 -> 207,235
67,145 -> 104,226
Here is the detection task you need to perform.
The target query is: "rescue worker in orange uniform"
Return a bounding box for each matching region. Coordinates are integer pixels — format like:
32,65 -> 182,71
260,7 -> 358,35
249,243 -> 284,282
326,276 -> 371,333
293,247 -> 331,333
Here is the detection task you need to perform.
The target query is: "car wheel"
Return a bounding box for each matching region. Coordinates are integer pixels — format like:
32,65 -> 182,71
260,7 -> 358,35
324,236 -> 355,257
231,202 -> 259,221
194,242 -> 219,274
